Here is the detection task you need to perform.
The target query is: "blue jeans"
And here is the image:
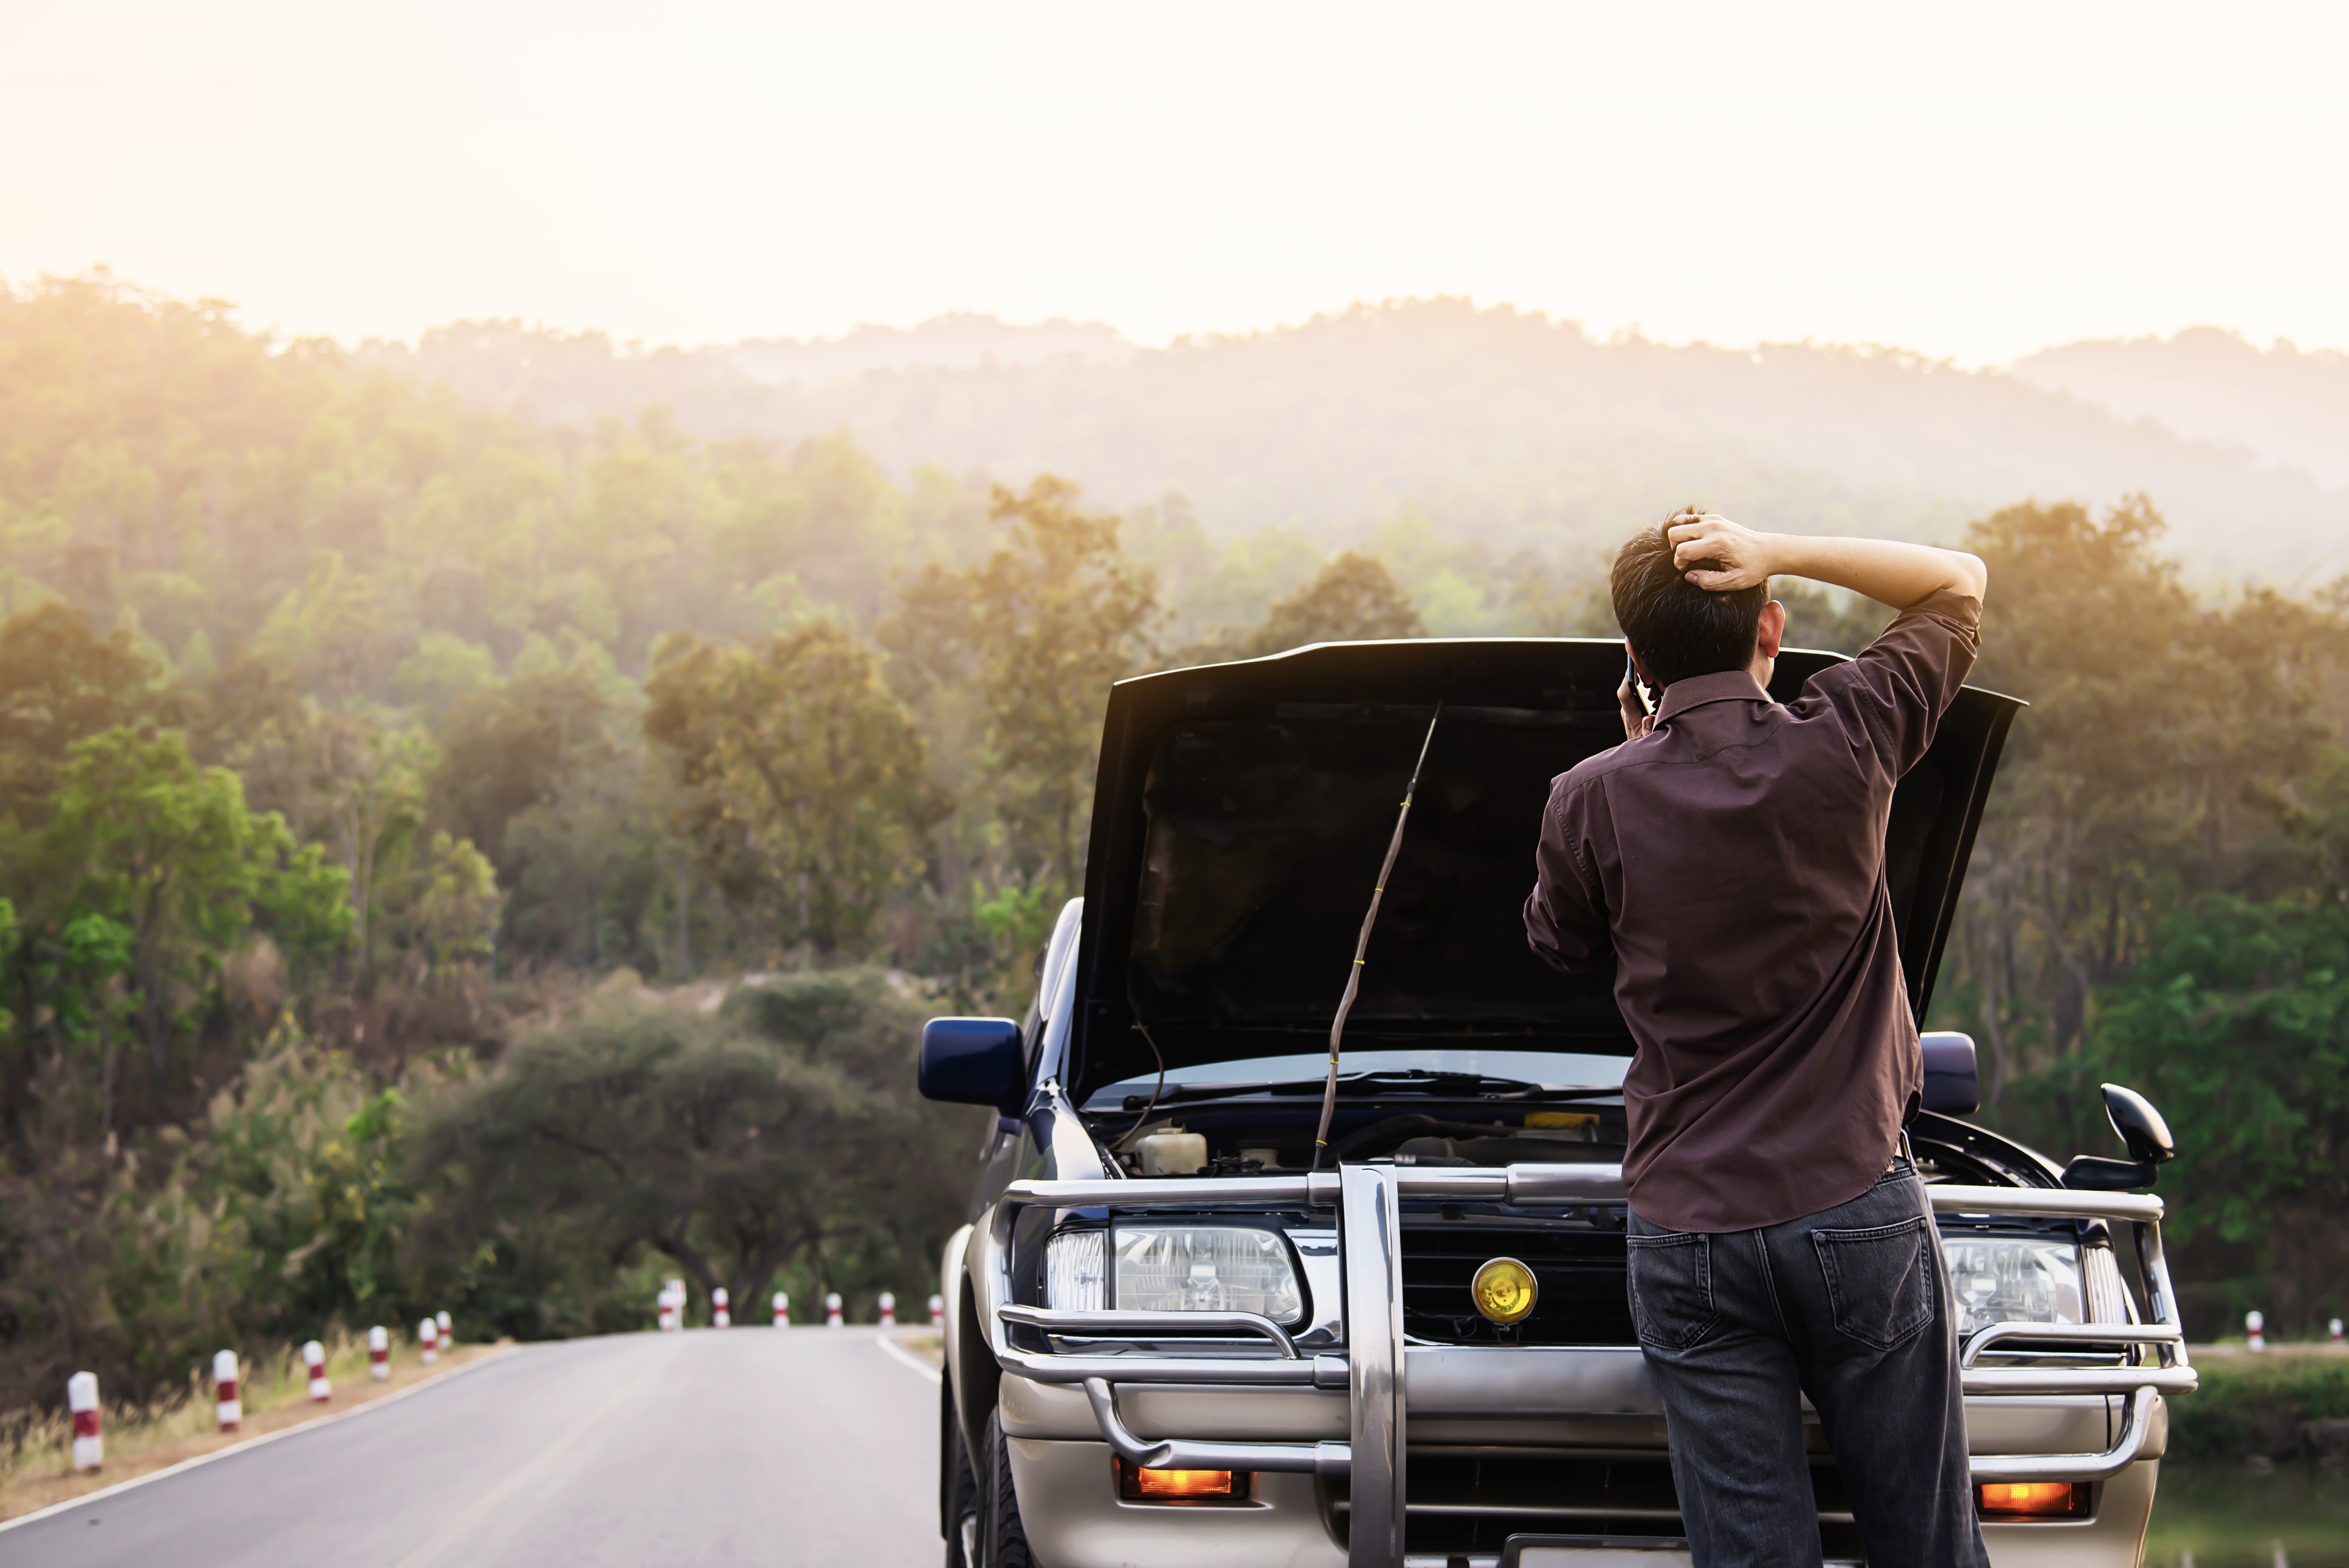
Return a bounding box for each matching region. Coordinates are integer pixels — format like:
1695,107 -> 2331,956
1627,1164 -> 1989,1568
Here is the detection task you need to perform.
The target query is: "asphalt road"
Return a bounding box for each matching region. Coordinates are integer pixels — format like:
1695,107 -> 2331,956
6,1326 -> 943,1567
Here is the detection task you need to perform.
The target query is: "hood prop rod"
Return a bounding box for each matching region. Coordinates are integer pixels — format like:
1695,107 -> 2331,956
1313,700 -> 1444,1171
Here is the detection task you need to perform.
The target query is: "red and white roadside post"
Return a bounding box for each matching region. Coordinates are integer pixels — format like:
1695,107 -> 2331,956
304,1340 -> 331,1402
2247,1310 -> 2266,1352
929,1294 -> 944,1329
436,1311 -> 454,1354
368,1325 -> 390,1380
68,1371 -> 102,1473
2332,1317 -> 2344,1347
419,1317 -> 439,1366
824,1291 -> 843,1328
772,1291 -> 789,1327
878,1291 -> 896,1328
213,1350 -> 242,1431
712,1287 -> 731,1329
657,1282 -> 681,1332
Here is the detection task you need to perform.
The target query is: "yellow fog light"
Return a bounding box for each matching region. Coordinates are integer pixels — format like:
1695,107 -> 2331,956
1471,1256 -> 1539,1325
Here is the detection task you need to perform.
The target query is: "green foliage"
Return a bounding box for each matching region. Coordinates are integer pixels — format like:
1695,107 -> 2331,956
1183,550 -> 1426,663
0,1031 -> 422,1411
409,971 -> 975,1339
386,832 -> 505,979
44,726 -> 350,1087
646,623 -> 933,956
1993,894 -> 2349,1335
185,1035 -> 419,1350
1943,499 -> 2344,1079
1775,582 -> 1889,656
882,477 -> 1160,889
2165,1354 -> 2349,1461
0,603 -> 175,829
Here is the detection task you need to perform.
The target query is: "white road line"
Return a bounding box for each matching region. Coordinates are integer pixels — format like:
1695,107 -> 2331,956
876,1335 -> 943,1385
0,1347 -> 522,1535
392,1340 -> 676,1568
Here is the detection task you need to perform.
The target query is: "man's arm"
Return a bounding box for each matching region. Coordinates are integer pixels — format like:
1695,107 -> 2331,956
1665,514 -> 1987,607
1525,787 -> 1613,974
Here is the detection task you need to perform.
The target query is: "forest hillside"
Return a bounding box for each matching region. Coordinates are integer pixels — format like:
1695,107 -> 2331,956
3,272 -> 2344,1425
363,302 -> 2348,585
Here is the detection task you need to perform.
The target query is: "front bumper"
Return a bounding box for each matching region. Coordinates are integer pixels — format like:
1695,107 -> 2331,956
977,1165 -> 2193,1568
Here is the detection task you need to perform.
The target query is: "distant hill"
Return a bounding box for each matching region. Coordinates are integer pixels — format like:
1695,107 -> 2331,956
361,301 -> 2349,587
2014,327 -> 2349,489
725,314 -> 1133,385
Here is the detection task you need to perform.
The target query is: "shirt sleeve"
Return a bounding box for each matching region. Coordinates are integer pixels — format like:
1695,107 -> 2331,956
1524,776 -> 1613,973
1806,588 -> 1981,779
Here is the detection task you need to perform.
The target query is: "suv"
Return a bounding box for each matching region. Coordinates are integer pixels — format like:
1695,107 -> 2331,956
919,638 -> 2193,1568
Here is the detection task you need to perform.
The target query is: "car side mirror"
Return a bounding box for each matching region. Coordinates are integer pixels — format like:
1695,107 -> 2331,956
2101,1083 -> 2175,1165
918,1017 -> 1027,1110
2060,1083 -> 2175,1191
1918,1031 -> 1979,1115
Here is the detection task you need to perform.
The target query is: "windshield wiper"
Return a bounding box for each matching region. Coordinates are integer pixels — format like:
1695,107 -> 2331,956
1345,1069 -> 1540,1094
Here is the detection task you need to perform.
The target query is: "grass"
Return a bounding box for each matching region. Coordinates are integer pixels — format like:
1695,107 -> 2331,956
0,1329 -> 509,1522
2171,1344 -> 2349,1461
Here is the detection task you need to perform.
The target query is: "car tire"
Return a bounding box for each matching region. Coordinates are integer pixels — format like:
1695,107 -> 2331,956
982,1408 -> 1034,1568
943,1380 -> 979,1568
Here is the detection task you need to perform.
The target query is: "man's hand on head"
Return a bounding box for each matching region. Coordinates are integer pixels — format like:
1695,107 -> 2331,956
1670,515 -> 1988,609
1666,513 -> 1775,592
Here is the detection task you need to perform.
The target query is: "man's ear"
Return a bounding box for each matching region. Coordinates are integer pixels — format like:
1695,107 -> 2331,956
1624,638 -> 1655,688
1756,601 -> 1786,661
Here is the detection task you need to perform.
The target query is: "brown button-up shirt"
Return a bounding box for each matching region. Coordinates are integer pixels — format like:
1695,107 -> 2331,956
1524,590 -> 1982,1232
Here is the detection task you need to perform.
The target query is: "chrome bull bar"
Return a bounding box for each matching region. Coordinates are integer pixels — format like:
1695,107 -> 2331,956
978,1165 -> 2194,1568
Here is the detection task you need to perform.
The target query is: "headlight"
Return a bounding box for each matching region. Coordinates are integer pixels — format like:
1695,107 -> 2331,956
1044,1224 -> 1303,1322
1045,1228 -> 1108,1311
1941,1238 -> 2084,1338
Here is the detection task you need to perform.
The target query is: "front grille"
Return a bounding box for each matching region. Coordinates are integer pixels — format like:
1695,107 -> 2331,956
1325,1454 -> 1865,1559
1400,1217 -> 1638,1346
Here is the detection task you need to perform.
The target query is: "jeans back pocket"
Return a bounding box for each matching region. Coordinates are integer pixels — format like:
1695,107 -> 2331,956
1626,1231 -> 1717,1351
1810,1215 -> 1936,1351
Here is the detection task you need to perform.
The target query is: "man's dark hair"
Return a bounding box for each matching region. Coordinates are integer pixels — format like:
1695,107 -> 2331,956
1610,513 -> 1769,689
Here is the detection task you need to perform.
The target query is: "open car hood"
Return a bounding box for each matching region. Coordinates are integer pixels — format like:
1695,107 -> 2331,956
1066,639 -> 2021,1105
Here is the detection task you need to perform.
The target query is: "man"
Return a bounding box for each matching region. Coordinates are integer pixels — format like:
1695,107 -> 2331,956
1523,512 -> 1991,1568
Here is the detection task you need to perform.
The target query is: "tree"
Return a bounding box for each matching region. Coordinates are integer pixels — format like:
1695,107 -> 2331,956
44,727 -> 350,1096
1996,894 -> 2349,1336
1940,498 -> 2331,1087
409,971 -> 969,1336
431,665 -> 623,873
881,476 -> 1158,888
0,603 -> 173,829
252,552 -> 396,701
380,832 -> 505,982
646,622 -> 931,957
1183,550 -> 1426,663
501,744 -> 661,969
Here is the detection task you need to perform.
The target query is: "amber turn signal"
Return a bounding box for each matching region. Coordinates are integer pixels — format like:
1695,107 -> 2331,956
1976,1481 -> 2089,1519
1115,1459 -> 1251,1501
1471,1256 -> 1539,1325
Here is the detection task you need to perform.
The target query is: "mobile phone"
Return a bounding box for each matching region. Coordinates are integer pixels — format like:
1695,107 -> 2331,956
1625,654 -> 1652,717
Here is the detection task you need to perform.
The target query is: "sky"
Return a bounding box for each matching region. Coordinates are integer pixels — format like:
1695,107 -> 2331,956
3,0 -> 2345,365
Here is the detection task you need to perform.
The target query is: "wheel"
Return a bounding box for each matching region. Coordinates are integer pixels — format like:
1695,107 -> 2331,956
982,1407 -> 1034,1568
943,1379 -> 979,1568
